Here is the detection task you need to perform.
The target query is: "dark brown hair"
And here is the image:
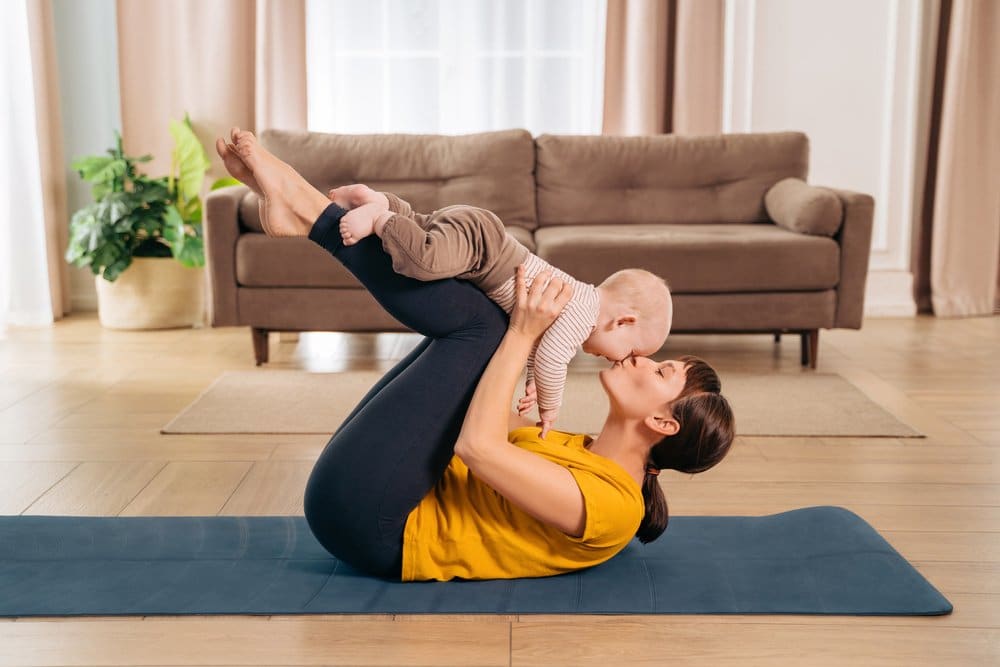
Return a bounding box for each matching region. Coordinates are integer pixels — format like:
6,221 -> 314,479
635,354 -> 735,544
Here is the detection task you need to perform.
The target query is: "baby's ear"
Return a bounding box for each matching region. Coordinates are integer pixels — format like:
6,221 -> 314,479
616,314 -> 638,327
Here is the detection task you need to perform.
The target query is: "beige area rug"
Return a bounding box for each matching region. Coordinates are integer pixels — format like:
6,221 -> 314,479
162,370 -> 923,438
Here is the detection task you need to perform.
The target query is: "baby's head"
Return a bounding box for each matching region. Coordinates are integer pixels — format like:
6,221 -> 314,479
583,268 -> 672,362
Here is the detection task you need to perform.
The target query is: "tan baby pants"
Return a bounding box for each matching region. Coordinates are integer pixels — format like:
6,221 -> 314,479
378,192 -> 530,295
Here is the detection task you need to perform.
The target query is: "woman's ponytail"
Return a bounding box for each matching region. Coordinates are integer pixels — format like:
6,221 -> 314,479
635,355 -> 735,544
636,468 -> 668,544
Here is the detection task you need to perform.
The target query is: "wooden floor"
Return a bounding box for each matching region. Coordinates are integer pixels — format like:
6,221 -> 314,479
0,312 -> 998,666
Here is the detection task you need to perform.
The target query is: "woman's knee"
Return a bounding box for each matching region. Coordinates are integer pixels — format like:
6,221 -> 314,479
468,295 -> 508,343
303,486 -> 401,577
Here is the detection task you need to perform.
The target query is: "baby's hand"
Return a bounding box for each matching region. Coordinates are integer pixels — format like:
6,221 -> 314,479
537,407 -> 558,439
517,379 -> 537,416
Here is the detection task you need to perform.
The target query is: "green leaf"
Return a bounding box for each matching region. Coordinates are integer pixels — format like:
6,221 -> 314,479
181,197 -> 202,225
169,115 -> 211,205
161,204 -> 186,248
71,155 -> 126,185
210,176 -> 242,190
102,253 -> 133,282
175,236 -> 204,267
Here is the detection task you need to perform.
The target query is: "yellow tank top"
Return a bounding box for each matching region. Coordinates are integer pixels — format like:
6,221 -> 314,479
401,425 -> 645,581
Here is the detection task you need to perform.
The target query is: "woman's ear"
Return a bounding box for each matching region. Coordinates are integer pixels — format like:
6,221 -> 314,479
643,414 -> 679,437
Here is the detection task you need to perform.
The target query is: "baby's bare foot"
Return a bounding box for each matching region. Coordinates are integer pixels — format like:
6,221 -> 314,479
232,128 -> 330,237
339,202 -> 381,246
328,184 -> 390,211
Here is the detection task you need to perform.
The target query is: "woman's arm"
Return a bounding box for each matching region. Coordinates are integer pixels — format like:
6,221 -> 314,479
455,267 -> 587,537
508,408 -> 536,431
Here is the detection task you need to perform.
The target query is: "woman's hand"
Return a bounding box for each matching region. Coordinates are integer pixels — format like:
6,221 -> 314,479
509,264 -> 574,341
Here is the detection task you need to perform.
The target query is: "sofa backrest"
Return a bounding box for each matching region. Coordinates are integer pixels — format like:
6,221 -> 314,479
534,131 -> 809,226
255,127 -> 539,231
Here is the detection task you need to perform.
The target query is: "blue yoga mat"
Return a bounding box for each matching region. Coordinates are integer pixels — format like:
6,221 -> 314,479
0,506 -> 951,617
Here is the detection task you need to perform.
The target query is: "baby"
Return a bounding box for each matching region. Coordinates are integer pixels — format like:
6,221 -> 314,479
332,185 -> 673,438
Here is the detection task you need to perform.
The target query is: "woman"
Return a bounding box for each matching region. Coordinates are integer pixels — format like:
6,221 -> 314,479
216,129 -> 736,582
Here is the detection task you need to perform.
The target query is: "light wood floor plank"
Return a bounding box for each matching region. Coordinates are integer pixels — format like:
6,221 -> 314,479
912,561 -> 1000,594
22,461 -> 168,515
513,592 -> 991,628
971,431 -> 1000,446
511,621 -> 998,667
0,461 -> 79,514
0,618 -> 510,666
117,461 -> 254,516
217,461 -> 312,515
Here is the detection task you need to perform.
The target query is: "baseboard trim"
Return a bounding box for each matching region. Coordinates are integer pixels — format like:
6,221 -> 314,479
71,292 -> 98,312
864,270 -> 916,317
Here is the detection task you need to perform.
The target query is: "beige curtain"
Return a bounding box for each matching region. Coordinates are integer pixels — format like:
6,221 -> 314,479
603,0 -> 724,136
672,0 -> 725,135
26,0 -> 70,320
915,0 -> 1000,317
115,0 -> 306,187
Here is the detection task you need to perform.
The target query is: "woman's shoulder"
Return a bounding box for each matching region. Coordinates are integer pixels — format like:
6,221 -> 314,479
508,427 -> 606,465
507,424 -> 586,444
506,426 -> 643,542
510,427 -> 641,489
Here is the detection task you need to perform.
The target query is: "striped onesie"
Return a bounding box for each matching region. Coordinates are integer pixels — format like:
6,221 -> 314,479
377,192 -> 601,415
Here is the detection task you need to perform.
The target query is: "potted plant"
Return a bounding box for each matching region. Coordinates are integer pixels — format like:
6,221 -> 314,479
65,113 -> 239,329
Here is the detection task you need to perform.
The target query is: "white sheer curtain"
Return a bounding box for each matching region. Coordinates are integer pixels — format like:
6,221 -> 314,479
0,0 -> 55,334
305,0 -> 607,135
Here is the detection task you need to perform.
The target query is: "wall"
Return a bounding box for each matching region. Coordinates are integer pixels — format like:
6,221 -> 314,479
52,0 -> 122,311
724,0 -> 934,316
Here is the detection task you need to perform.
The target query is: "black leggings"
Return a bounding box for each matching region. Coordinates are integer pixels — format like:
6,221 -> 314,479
302,203 -> 509,579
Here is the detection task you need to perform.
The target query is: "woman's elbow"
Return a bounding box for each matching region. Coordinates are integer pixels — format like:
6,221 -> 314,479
454,437 -> 475,461
455,437 -> 493,466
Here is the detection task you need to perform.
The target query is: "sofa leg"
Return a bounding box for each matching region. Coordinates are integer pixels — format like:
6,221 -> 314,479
252,328 -> 269,366
774,332 -> 782,343
800,329 -> 819,369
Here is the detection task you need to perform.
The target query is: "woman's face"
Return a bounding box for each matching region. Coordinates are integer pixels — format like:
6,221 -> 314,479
598,355 -> 688,421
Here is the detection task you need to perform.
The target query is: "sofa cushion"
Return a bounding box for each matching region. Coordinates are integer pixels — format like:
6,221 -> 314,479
236,234 -> 364,288
764,177 -> 844,236
532,223 -> 840,293
238,191 -> 265,233
256,127 -> 538,232
235,223 -> 537,288
671,291 -> 836,330
506,224 -> 535,252
534,131 -> 809,227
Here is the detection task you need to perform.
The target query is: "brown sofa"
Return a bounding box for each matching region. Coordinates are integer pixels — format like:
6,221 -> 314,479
204,128 -> 874,368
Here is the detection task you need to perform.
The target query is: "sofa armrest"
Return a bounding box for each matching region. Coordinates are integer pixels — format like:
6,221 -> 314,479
824,187 -> 875,329
203,184 -> 249,326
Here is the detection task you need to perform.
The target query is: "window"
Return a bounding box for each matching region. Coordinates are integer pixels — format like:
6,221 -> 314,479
306,0 -> 607,135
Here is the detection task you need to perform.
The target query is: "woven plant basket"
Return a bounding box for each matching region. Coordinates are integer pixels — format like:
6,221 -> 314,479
95,257 -> 205,330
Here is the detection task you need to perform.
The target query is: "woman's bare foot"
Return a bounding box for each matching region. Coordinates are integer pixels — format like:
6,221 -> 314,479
232,128 -> 332,237
215,135 -> 261,195
216,130 -> 272,233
